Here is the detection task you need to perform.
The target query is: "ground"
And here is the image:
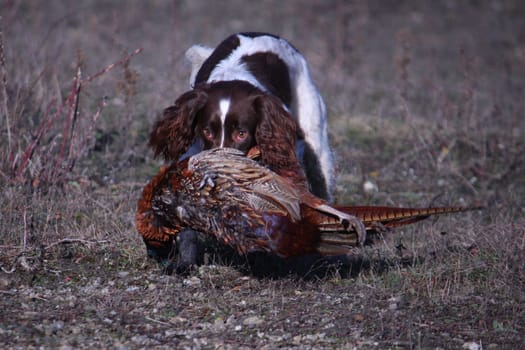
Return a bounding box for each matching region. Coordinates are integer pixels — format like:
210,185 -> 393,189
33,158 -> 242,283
1,1 -> 524,349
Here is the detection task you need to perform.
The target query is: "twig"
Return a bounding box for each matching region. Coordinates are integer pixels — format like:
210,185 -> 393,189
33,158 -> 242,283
1,238 -> 109,274
54,68 -> 81,178
43,238 -> 110,251
67,67 -> 82,170
14,98 -> 58,177
22,206 -> 27,252
0,265 -> 15,273
377,144 -> 434,175
10,48 -> 142,186
0,15 -> 11,156
83,47 -> 143,84
29,294 -> 48,302
0,290 -> 16,295
73,95 -> 107,163
145,316 -> 172,327
448,168 -> 479,195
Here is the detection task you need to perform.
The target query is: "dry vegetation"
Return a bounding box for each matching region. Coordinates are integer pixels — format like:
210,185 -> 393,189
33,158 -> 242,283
1,1 -> 524,349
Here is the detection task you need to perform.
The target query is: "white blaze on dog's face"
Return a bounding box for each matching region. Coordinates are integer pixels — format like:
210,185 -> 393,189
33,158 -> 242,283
218,98 -> 230,147
195,81 -> 260,154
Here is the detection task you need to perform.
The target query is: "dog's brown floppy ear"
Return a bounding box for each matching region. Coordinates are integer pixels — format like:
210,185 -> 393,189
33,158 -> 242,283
149,89 -> 208,161
253,94 -> 301,173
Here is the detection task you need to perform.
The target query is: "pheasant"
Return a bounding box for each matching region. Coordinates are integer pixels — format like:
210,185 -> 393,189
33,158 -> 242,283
136,148 -> 479,270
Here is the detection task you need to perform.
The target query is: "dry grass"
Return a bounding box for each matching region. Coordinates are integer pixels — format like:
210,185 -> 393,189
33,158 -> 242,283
1,1 -> 524,348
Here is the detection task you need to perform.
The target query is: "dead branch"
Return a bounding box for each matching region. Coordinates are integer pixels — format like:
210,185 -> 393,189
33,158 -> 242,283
67,67 -> 82,170
0,15 -> 11,155
83,47 -> 143,84
0,238 -> 110,274
11,48 -> 142,186
14,98 -> 58,178
43,238 -> 110,251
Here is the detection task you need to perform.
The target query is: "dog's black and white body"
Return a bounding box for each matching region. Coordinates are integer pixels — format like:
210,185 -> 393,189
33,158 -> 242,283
183,32 -> 334,201
147,33 -> 336,273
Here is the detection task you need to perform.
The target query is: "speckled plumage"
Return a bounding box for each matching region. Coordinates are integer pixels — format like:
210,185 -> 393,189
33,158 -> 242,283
137,148 -> 478,263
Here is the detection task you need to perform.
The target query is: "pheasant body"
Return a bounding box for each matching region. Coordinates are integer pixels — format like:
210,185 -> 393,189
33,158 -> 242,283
147,149 -> 335,257
136,148 -> 478,260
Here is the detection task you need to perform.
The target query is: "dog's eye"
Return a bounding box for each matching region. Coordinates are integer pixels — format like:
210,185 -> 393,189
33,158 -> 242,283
202,128 -> 214,140
233,129 -> 248,142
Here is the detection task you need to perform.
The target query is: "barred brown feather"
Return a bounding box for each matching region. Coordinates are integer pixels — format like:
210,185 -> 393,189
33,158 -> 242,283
136,148 -> 480,258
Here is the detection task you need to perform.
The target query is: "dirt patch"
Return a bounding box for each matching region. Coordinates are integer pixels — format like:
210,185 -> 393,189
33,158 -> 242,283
2,242 -> 524,348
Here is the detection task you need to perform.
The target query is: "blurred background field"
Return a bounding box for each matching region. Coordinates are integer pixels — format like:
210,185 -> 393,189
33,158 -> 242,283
1,1 -> 524,348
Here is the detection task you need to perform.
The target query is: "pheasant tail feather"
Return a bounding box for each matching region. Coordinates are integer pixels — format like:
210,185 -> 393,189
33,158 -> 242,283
316,205 -> 481,256
340,205 -> 481,228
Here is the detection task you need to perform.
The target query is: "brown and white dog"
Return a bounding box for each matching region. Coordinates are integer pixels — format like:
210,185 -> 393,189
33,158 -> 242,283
150,32 -> 334,201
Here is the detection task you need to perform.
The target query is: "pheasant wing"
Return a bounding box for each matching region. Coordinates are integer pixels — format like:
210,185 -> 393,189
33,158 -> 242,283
189,148 -> 302,220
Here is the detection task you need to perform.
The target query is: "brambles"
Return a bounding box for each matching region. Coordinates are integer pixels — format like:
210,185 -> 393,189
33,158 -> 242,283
0,44 -> 142,189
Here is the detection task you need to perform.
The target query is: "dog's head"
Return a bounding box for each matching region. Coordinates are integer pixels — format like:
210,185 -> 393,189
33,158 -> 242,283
150,80 -> 300,171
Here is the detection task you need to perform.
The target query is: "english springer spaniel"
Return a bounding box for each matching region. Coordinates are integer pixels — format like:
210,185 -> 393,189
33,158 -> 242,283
150,32 -> 335,201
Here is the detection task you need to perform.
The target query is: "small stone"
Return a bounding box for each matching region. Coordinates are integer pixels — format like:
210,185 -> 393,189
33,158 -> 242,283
51,320 -> 64,331
293,335 -> 302,344
212,318 -> 225,331
363,180 -> 378,193
243,316 -> 264,326
169,316 -> 187,324
353,313 -> 364,322
164,329 -> 178,337
183,277 -> 201,286
463,342 -> 481,350
305,333 -> 325,341
0,277 -> 10,288
323,322 -> 335,329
